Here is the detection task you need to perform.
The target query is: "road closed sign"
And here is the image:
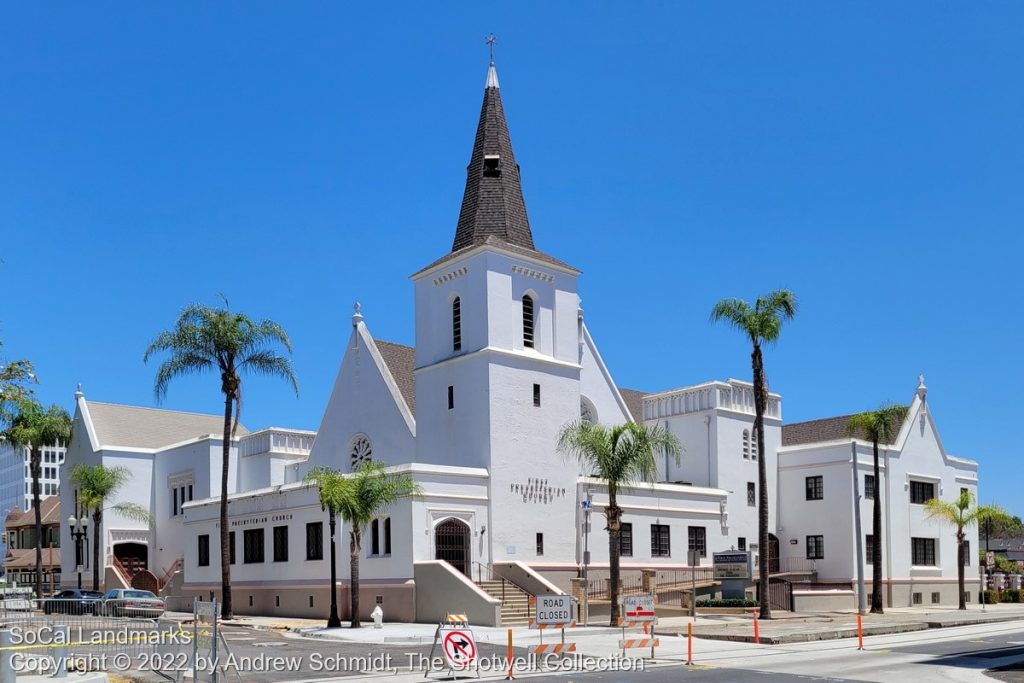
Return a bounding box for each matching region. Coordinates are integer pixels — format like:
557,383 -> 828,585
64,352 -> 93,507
621,594 -> 656,622
441,629 -> 478,670
535,595 -> 575,625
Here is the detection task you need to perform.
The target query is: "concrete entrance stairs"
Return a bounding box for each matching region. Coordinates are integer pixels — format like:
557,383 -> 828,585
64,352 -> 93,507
475,579 -> 533,626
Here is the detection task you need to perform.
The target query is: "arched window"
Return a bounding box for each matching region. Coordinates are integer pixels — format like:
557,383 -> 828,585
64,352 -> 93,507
452,297 -> 462,352
742,429 -> 750,459
350,435 -> 372,470
580,398 -> 596,425
522,295 -> 535,348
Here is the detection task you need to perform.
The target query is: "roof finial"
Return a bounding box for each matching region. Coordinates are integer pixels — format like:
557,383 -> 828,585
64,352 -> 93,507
75,383 -> 83,399
352,301 -> 363,327
485,33 -> 497,65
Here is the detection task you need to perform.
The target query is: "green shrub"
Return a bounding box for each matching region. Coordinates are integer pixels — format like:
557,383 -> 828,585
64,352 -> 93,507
1001,589 -> 1022,603
696,598 -> 759,608
982,589 -> 1000,604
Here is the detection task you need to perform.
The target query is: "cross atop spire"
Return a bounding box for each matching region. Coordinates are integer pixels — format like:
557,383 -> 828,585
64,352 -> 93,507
450,47 -> 534,252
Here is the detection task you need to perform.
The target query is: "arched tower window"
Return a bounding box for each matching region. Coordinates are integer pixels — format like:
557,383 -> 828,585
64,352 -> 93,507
742,429 -> 751,459
452,297 -> 462,352
522,295 -> 535,348
350,435 -> 372,470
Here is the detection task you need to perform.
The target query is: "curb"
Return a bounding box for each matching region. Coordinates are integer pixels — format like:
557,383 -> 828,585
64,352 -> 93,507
689,613 -> 1024,644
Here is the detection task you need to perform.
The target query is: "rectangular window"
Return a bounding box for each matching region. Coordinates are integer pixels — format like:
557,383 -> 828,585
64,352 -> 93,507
865,535 -> 874,564
173,488 -> 178,516
806,535 -> 824,559
452,297 -> 462,352
536,532 -> 544,556
910,481 -> 935,505
447,386 -> 454,410
197,535 -> 210,567
273,526 -> 288,562
620,523 -> 633,557
384,517 -> 391,555
188,484 -> 193,502
651,524 -> 671,557
533,384 -> 541,407
688,526 -> 707,558
912,537 -> 936,566
747,482 -> 756,507
805,475 -> 824,501
864,475 -> 875,500
963,540 -> 971,566
229,531 -> 236,565
243,529 -> 265,564
738,537 -> 746,552
306,522 -> 324,560
371,519 -> 380,556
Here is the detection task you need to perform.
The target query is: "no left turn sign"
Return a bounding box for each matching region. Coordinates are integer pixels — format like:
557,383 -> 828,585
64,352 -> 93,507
442,629 -> 478,669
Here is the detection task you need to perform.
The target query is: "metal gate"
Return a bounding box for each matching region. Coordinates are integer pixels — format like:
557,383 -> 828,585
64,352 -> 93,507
435,518 -> 470,576
768,577 -> 793,612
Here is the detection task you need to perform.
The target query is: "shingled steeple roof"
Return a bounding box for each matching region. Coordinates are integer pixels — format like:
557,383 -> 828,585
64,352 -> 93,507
451,61 -> 536,252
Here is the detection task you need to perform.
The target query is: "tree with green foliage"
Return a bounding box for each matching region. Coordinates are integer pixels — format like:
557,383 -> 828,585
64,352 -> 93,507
0,340 -> 36,420
144,299 -> 298,619
711,290 -> 797,619
847,403 -> 908,614
924,490 -> 1011,610
305,462 -> 418,628
2,399 -> 72,597
557,421 -> 681,625
69,464 -> 152,590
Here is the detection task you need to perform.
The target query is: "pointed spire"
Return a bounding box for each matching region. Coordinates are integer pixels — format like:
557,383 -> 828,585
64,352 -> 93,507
451,39 -> 535,253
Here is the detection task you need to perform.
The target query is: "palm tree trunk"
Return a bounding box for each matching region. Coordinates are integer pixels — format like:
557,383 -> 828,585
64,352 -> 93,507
957,532 -> 966,610
607,493 -> 622,627
350,526 -> 361,628
871,440 -> 884,613
752,344 -> 771,619
327,514 -> 341,628
31,447 -> 43,599
92,510 -> 101,591
220,390 -> 233,620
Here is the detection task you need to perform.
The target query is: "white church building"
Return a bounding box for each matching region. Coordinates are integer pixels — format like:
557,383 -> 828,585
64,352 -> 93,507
59,59 -> 980,622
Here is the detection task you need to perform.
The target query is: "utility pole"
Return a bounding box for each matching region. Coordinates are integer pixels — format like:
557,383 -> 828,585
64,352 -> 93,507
851,441 -> 867,615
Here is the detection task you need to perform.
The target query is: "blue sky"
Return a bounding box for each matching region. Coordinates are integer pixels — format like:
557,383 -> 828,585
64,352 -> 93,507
2,4 -> 1022,515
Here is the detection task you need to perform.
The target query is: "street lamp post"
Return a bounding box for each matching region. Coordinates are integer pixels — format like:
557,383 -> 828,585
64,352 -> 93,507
325,506 -> 341,628
68,515 -> 89,590
581,490 -> 592,627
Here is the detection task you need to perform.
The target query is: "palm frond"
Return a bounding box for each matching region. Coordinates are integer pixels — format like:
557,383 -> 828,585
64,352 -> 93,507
1,398 -> 72,450
239,351 -> 299,396
109,502 -> 153,525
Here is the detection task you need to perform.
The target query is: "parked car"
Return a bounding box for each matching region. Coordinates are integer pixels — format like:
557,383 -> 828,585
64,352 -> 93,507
41,589 -> 104,615
97,589 -> 165,618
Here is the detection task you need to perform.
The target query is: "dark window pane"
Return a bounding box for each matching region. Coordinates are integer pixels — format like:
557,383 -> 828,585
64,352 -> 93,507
620,523 -> 633,557
273,526 -> 288,562
306,522 -> 324,561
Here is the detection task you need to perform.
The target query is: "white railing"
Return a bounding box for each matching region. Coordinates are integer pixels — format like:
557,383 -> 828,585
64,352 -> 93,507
238,428 -> 315,458
644,379 -> 782,421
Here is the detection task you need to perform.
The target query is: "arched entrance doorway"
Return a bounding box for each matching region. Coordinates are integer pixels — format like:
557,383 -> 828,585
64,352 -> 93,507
434,519 -> 470,576
113,542 -> 148,578
767,534 -> 780,575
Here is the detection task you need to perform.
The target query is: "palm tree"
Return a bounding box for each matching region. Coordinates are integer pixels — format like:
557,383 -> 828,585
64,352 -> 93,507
711,290 -> 797,619
306,462 -> 418,628
144,299 -> 298,619
847,403 -> 908,614
1,398 -> 72,598
69,464 -> 152,590
557,421 -> 681,626
924,490 -> 1010,610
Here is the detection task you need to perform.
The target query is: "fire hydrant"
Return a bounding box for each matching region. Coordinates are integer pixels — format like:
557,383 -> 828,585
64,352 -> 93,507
371,605 -> 383,629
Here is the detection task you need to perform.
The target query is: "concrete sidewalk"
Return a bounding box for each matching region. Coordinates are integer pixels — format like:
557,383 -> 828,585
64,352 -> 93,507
676,604 -> 1024,644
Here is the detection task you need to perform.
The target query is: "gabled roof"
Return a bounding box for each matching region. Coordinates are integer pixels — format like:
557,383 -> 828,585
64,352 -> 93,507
452,62 -> 535,253
781,410 -> 908,447
618,388 -> 646,424
5,496 -> 60,528
375,341 -> 416,415
86,400 -> 248,450
4,547 -> 60,569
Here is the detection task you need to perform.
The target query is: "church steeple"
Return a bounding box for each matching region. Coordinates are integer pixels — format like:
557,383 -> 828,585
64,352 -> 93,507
451,53 -> 535,253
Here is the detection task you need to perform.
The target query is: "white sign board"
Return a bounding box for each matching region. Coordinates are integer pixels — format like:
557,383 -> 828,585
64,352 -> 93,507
535,595 -> 575,625
441,629 -> 478,670
621,594 -> 656,622
713,551 -> 753,580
